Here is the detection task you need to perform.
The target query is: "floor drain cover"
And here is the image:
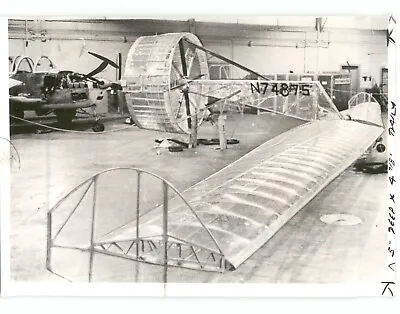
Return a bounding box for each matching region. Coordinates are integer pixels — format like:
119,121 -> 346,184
320,214 -> 362,226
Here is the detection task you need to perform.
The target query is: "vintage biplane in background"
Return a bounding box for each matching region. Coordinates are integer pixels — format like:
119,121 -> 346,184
9,53 -> 121,131
45,33 -> 387,282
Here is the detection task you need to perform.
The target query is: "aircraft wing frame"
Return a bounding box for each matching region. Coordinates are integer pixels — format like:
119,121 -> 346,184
46,118 -> 383,279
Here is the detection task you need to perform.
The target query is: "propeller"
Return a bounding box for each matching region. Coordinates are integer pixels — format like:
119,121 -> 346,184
178,39 -> 192,129
85,52 -> 119,77
81,52 -> 122,89
172,73 -> 206,120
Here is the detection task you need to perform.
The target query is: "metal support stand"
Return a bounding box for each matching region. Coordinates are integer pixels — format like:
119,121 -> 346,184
218,114 -> 227,151
135,171 -> 141,282
117,90 -> 126,114
162,182 -> 169,285
189,108 -> 198,149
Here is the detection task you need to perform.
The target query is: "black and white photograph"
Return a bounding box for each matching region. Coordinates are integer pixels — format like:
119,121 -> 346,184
0,5 -> 398,304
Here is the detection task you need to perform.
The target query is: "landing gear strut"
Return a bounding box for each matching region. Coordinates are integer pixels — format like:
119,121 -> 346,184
91,107 -> 105,132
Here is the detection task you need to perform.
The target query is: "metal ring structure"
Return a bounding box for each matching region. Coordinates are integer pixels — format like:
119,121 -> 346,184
348,92 -> 379,110
122,33 -> 210,134
33,56 -> 57,73
9,55 -> 34,75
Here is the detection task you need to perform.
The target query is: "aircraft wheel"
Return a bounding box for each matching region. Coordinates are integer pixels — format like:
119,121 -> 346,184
92,122 -> 105,132
376,143 -> 386,153
55,109 -> 76,125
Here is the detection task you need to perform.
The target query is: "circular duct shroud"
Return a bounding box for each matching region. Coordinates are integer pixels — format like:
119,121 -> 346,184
123,32 -> 209,134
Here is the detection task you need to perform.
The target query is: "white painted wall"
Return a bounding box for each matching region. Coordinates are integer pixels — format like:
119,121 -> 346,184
204,31 -> 387,85
9,38 -> 132,81
164,16 -> 388,30
9,19 -> 388,86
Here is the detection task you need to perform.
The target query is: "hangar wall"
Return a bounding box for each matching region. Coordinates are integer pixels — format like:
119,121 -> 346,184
9,37 -> 130,81
203,31 -> 387,83
8,19 -> 387,85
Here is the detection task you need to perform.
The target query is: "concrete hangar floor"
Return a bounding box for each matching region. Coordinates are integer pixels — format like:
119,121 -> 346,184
9,111 -> 387,284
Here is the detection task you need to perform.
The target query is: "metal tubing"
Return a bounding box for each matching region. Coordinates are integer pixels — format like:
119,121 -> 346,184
189,107 -> 198,149
134,171 -> 141,283
50,244 -> 223,273
88,176 -> 98,282
125,241 -> 135,255
46,212 -> 52,271
178,243 -> 182,258
167,234 -> 220,255
54,179 -> 94,239
218,114 -> 227,151
162,182 -> 169,284
315,81 -> 343,119
210,253 -> 216,262
136,171 -> 141,259
112,242 -> 124,252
